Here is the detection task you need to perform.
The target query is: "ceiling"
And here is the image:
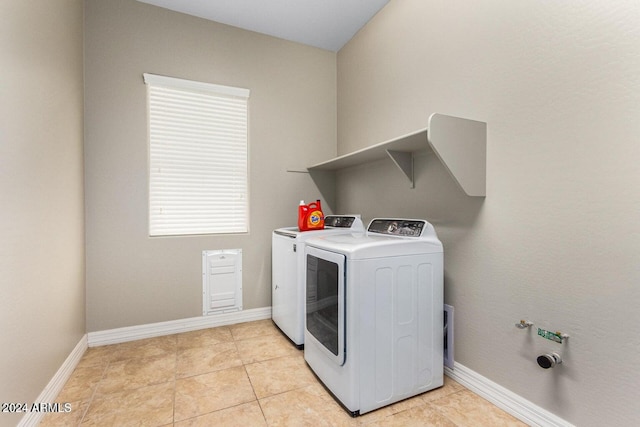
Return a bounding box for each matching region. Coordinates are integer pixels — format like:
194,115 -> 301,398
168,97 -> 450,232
136,0 -> 390,52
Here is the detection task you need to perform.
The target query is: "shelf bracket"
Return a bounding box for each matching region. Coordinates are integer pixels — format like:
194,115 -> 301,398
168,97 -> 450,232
386,150 -> 414,188
427,113 -> 486,196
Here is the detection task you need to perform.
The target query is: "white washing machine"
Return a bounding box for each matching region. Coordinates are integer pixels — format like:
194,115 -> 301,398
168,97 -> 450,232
304,218 -> 444,415
272,215 -> 364,348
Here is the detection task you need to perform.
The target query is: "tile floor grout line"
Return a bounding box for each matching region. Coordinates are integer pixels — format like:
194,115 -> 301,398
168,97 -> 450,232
172,337 -> 178,425
75,354 -> 111,426
241,364 -> 263,410
424,398 -> 464,427
254,395 -> 270,426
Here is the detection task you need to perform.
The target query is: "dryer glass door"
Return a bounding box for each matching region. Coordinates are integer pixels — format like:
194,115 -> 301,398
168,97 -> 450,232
305,246 -> 346,366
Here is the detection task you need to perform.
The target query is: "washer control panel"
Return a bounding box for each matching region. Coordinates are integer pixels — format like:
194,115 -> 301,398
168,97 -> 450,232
324,215 -> 357,228
368,219 -> 426,237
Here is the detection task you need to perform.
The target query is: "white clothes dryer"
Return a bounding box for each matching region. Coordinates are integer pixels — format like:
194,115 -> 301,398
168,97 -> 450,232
272,215 -> 364,348
304,218 -> 444,415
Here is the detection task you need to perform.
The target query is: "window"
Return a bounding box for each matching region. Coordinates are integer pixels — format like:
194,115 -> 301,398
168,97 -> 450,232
143,73 -> 249,236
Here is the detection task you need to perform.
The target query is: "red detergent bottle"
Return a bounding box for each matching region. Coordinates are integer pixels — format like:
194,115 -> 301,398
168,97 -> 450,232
298,200 -> 324,231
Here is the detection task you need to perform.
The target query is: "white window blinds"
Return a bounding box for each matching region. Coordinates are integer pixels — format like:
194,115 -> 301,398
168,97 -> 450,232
144,73 -> 249,236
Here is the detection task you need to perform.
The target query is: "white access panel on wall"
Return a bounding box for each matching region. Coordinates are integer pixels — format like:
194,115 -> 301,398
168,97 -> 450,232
202,249 -> 242,315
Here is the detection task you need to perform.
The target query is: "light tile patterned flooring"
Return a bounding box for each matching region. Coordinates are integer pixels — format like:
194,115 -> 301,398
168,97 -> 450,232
40,319 -> 527,426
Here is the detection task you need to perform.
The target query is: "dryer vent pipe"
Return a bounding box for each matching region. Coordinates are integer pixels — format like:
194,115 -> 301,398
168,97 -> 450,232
537,352 -> 562,369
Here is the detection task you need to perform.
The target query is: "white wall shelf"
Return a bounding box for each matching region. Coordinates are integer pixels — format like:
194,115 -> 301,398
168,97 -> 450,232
306,113 -> 486,209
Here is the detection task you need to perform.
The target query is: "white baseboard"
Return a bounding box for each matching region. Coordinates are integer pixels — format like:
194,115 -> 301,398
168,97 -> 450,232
445,362 -> 574,427
87,306 -> 272,347
18,335 -> 88,427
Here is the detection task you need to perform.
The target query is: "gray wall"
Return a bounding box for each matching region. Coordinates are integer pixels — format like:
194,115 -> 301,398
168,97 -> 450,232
84,0 -> 336,332
0,1 -> 85,426
336,1 -> 640,425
